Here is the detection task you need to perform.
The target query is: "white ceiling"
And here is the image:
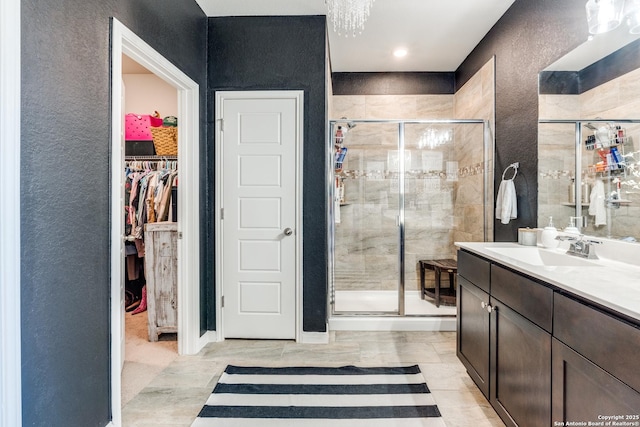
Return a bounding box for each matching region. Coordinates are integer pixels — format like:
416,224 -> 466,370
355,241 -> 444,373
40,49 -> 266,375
545,25 -> 640,72
122,55 -> 151,74
196,0 -> 516,72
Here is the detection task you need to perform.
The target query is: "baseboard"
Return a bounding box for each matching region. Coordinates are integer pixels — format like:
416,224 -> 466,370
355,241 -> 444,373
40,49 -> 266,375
329,316 -> 456,332
105,422 -> 115,427
299,328 -> 330,344
197,330 -> 218,352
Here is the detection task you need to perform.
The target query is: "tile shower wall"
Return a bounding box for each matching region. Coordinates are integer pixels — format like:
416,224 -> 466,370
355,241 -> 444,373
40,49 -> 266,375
539,67 -> 640,240
453,59 -> 495,246
331,59 -> 495,293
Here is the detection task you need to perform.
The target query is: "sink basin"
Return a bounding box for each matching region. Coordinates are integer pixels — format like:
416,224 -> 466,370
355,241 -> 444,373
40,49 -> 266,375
485,247 -> 601,267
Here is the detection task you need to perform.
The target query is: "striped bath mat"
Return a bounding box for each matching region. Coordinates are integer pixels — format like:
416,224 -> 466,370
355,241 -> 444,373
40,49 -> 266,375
191,365 -> 445,426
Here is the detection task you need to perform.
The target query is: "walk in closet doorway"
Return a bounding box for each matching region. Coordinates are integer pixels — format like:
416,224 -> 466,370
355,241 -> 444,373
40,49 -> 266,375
120,52 -> 180,405
110,19 -> 201,426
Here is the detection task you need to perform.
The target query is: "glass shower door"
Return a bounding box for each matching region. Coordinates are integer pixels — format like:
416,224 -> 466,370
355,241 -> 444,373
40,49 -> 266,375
403,122 -> 485,315
331,119 -> 490,316
332,121 -> 401,314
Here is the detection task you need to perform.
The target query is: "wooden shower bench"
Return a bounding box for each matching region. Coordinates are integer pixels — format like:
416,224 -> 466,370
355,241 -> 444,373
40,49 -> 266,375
418,258 -> 457,307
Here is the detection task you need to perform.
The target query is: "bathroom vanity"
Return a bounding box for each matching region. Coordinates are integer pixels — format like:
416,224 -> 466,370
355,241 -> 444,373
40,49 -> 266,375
456,242 -> 640,427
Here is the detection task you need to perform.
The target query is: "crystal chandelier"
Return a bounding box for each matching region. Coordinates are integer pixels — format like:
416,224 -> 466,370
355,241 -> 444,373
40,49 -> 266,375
325,0 -> 376,37
584,0 -> 640,34
418,128 -> 452,150
585,0 -> 625,34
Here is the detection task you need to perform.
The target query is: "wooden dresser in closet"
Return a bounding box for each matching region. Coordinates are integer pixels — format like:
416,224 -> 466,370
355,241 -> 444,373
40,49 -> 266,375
144,222 -> 178,341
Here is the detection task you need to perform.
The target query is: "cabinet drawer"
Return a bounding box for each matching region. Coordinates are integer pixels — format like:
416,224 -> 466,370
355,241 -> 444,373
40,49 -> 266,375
554,293 -> 640,393
457,250 -> 490,293
491,264 -> 553,333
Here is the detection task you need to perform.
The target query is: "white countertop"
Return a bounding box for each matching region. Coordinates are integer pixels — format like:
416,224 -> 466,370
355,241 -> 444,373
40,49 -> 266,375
455,242 -> 640,323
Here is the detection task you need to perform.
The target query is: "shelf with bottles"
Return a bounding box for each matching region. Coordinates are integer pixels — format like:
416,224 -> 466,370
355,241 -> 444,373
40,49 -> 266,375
584,123 -> 628,150
334,125 -> 348,173
585,142 -> 627,179
335,147 -> 347,173
584,123 -> 629,174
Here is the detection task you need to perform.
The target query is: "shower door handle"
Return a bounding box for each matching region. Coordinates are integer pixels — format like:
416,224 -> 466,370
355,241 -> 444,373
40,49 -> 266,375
284,227 -> 293,236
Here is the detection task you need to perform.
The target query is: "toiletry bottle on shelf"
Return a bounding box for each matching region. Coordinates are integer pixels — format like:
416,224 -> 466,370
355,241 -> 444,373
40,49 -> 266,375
541,217 -> 559,249
568,179 -> 575,204
564,217 -> 580,235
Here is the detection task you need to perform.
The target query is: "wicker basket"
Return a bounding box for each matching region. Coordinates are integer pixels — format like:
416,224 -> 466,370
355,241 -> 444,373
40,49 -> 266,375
150,126 -> 178,156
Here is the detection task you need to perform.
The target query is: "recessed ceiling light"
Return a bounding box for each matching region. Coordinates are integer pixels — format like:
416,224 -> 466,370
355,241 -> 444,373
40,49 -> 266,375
393,48 -> 408,58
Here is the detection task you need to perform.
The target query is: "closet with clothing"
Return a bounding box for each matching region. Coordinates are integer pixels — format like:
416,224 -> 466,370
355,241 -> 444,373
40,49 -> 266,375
123,159 -> 178,314
122,57 -> 179,342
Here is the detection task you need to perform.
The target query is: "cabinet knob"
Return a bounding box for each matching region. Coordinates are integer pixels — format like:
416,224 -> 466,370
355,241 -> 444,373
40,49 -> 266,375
481,301 -> 494,313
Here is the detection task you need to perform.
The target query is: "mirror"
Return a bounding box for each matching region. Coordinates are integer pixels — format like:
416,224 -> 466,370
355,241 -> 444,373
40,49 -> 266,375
538,26 -> 640,242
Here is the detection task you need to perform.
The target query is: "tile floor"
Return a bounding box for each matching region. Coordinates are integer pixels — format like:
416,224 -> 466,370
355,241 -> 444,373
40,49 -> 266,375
122,316 -> 505,427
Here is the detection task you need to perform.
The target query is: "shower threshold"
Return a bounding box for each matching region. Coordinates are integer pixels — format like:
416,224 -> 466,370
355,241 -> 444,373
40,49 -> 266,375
330,290 -> 456,332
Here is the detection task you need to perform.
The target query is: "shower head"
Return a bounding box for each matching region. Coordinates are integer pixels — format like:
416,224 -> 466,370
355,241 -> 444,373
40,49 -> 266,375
340,117 -> 356,130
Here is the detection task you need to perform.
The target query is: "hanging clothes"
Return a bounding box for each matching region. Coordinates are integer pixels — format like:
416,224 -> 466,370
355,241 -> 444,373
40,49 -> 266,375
123,159 -> 179,312
124,160 -> 178,237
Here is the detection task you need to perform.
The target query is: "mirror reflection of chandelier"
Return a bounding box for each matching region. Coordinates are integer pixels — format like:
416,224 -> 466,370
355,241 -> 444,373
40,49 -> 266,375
418,128 -> 452,149
585,0 -> 640,34
325,0 -> 375,37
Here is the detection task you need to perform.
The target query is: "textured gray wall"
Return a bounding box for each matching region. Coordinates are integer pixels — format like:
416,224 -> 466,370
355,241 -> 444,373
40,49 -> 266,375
207,16 -> 328,332
332,72 -> 455,95
456,0 -> 588,241
20,1 -> 207,425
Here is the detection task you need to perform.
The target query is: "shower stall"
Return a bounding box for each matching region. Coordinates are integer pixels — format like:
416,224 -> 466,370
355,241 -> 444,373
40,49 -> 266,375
328,119 -> 492,323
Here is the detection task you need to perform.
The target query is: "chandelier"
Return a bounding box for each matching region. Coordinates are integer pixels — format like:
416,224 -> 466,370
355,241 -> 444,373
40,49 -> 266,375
418,128 -> 452,150
325,0 -> 376,37
585,0 -> 640,34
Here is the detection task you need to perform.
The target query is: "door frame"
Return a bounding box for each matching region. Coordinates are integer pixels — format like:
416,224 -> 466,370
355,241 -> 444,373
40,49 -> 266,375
214,90 -> 304,342
0,0 -> 22,426
110,18 -> 201,426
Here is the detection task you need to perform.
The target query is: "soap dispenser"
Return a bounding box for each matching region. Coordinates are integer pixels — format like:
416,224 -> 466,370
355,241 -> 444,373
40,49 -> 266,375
564,217 -> 580,235
541,217 -> 559,248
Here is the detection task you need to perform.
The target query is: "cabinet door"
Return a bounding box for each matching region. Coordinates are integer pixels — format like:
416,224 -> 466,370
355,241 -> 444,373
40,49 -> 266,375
490,298 -> 551,427
457,276 -> 490,398
554,292 -> 640,393
552,338 -> 640,424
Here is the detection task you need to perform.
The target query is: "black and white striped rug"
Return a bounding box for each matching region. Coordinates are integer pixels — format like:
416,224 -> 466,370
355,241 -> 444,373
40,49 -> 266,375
191,365 -> 445,426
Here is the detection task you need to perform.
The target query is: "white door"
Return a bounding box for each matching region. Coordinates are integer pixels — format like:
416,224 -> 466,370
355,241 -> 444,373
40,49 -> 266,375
220,93 -> 300,339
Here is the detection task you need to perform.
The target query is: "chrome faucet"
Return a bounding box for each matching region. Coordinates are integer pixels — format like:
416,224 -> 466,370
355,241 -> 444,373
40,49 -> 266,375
555,234 -> 601,259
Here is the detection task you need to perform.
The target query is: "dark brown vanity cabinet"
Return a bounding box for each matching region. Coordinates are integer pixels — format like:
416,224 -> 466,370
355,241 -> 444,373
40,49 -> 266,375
458,250 -> 552,427
552,293 -> 640,424
457,249 -> 640,427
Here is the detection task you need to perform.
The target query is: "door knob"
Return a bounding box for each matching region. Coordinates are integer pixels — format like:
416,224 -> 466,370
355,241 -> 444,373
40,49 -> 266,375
284,228 -> 293,236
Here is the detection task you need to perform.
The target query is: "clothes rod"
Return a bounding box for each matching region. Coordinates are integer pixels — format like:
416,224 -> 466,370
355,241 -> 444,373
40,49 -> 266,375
125,155 -> 177,161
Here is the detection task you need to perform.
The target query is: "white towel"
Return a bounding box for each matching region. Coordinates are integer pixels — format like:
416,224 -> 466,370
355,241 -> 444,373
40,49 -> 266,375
589,179 -> 606,226
496,179 -> 517,224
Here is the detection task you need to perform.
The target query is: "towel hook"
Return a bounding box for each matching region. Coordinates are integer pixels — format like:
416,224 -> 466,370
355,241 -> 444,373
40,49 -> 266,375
502,162 -> 519,180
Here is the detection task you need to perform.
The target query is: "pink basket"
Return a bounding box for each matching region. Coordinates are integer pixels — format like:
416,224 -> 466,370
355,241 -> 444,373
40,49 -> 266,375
125,114 -> 156,140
